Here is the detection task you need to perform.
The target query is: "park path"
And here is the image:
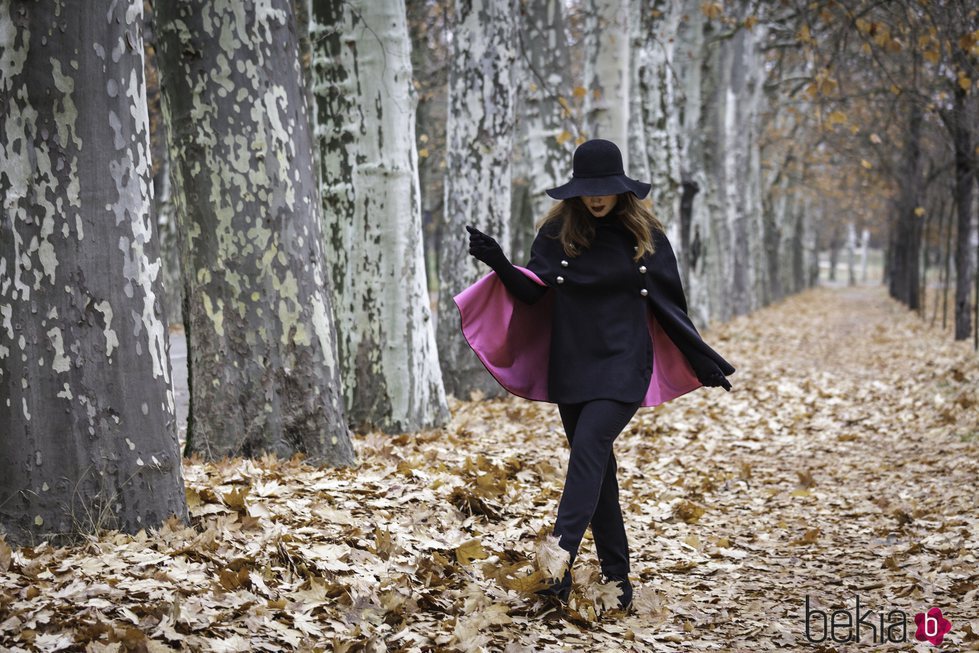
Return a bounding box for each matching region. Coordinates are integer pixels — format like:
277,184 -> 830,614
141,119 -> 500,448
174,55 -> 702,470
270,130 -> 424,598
3,284 -> 978,652
600,283 -> 979,650
114,285 -> 979,650
422,282 -> 979,650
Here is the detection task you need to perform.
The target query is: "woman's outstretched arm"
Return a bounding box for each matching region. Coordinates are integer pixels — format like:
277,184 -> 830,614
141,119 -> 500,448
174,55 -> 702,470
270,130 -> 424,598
490,256 -> 548,305
466,224 -> 548,304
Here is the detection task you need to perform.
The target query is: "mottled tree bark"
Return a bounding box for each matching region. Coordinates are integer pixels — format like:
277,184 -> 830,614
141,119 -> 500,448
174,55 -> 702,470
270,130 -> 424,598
674,0 -> 772,324
0,0 -> 188,545
513,0 -> 575,263
436,0 -> 518,400
156,0 -> 355,465
582,0 -> 630,158
143,1 -> 181,328
634,0 -> 682,224
405,0 -> 449,308
312,0 -> 450,434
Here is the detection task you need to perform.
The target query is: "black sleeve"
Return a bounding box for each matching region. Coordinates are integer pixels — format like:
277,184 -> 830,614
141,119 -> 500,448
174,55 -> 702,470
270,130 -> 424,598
644,229 -> 735,377
524,220 -> 560,284
490,256 -> 548,305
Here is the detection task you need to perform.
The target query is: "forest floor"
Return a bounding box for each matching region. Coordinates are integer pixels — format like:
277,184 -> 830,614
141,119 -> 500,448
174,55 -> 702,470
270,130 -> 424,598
2,284 -> 979,652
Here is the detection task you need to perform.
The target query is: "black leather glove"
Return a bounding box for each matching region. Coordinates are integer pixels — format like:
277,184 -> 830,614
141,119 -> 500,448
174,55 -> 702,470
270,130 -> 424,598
466,225 -> 507,269
700,368 -> 732,391
465,224 -> 547,304
688,350 -> 732,392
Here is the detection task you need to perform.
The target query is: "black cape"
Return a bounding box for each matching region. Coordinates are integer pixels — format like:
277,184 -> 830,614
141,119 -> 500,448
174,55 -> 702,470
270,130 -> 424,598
524,213 -> 734,403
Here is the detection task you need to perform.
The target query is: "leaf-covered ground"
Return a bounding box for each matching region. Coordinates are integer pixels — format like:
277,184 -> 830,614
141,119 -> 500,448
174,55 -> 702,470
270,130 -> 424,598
2,285 -> 979,652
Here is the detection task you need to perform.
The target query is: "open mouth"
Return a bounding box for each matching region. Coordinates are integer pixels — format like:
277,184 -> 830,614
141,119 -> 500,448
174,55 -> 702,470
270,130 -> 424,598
591,205 -> 605,212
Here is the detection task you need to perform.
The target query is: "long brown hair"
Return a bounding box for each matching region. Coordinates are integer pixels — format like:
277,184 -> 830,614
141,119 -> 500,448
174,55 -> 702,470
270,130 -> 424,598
534,193 -> 666,261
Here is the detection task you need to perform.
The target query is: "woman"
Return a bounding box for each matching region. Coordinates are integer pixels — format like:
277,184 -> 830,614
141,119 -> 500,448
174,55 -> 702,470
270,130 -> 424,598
456,139 -> 735,612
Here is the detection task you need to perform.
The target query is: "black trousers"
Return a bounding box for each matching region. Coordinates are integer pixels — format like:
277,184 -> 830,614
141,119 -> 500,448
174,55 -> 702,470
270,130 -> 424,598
553,397 -> 641,577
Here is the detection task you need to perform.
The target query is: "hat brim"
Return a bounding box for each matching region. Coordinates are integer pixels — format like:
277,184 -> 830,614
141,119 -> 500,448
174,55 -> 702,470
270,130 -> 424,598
545,175 -> 651,200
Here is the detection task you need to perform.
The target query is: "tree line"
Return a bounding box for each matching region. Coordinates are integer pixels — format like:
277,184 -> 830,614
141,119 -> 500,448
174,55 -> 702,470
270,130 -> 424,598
1,0 -> 975,545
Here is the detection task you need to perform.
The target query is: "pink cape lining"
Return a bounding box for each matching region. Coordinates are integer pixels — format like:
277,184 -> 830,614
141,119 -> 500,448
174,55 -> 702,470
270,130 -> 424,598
452,266 -> 702,406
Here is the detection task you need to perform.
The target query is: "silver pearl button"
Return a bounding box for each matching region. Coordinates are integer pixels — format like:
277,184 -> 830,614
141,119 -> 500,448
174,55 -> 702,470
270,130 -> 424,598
634,246 -> 638,252
557,276 -> 564,284
640,288 -> 648,296
560,260 -> 568,267
639,265 -> 647,273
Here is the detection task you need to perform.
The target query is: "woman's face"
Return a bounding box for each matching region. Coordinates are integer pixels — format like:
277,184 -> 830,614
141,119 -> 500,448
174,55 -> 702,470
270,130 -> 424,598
581,194 -> 618,218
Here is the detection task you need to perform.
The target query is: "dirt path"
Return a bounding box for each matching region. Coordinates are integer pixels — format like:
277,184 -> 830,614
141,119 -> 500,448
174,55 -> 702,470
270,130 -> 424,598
429,283 -> 979,650
613,284 -> 979,650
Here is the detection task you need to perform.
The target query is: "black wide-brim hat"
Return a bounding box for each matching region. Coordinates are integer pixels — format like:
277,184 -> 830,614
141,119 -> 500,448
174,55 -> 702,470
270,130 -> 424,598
545,138 -> 651,200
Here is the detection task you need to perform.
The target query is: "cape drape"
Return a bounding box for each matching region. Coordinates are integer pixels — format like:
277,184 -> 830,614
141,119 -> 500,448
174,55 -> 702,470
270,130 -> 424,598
452,266 -> 705,406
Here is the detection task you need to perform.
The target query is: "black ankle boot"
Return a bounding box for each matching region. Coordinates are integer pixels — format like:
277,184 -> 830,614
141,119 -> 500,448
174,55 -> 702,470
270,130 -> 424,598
534,566 -> 572,603
605,574 -> 633,610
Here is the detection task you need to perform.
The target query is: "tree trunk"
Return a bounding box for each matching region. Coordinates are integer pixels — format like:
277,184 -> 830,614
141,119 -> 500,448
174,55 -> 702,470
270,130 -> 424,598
436,0 -> 518,400
626,0 -> 650,188
156,0 -> 355,465
675,0 -> 769,323
405,0 -> 449,316
828,224 -> 840,282
942,202 -> 953,329
888,102 -> 924,310
582,0 -> 630,155
312,0 -> 450,434
950,78 -> 975,340
143,1 -> 181,329
513,0 -> 575,264
636,0 -> 683,246
0,0 -> 188,545
673,0 -> 714,326
845,222 -> 857,286
860,228 -> 870,283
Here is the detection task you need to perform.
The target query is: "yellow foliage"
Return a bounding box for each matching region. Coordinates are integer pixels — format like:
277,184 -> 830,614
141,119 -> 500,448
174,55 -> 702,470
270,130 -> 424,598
959,30 -> 978,54
798,24 -> 813,45
700,2 -> 723,20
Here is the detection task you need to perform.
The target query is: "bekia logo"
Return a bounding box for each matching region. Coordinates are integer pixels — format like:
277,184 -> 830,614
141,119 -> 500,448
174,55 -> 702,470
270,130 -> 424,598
914,607 -> 953,647
804,595 -> 952,646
